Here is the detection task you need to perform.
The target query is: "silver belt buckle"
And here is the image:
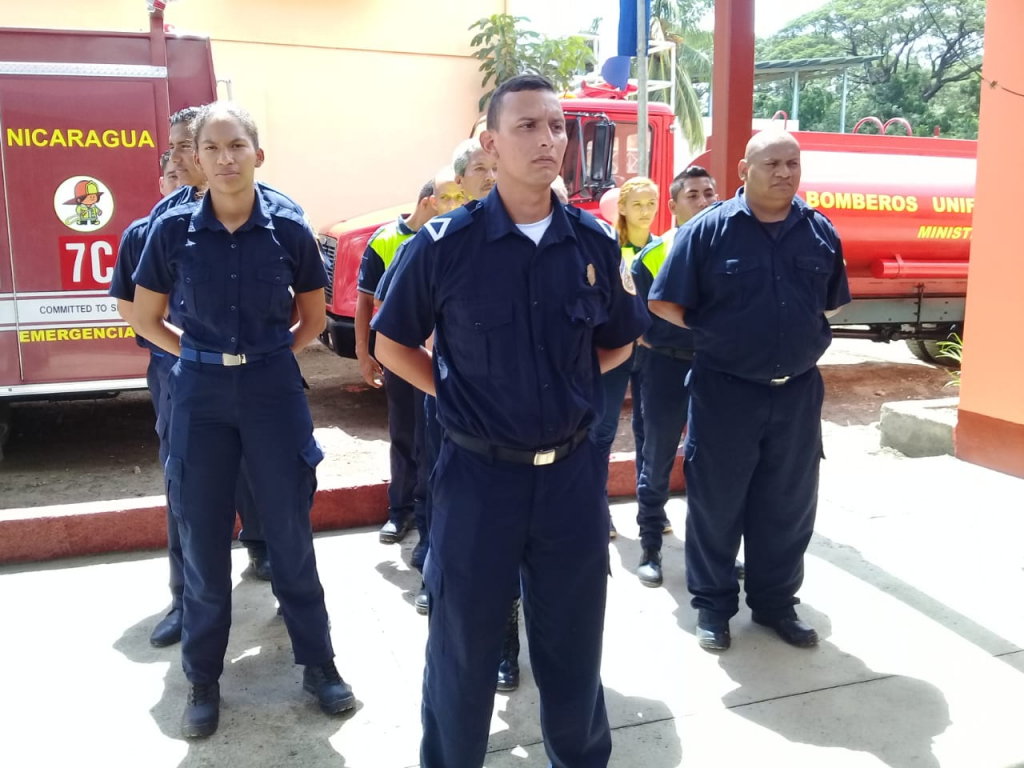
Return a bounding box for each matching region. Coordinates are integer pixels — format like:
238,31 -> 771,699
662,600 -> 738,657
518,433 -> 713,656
770,376 -> 790,386
222,353 -> 247,366
533,449 -> 556,466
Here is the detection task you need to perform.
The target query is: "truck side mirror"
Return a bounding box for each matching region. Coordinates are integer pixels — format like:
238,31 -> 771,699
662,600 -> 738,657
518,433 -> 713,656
588,121 -> 615,187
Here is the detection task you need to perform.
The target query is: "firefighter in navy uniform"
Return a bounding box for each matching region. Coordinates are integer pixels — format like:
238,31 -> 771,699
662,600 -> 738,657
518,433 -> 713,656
131,102 -> 353,738
373,75 -> 648,768
649,130 -> 850,652
110,123 -> 270,651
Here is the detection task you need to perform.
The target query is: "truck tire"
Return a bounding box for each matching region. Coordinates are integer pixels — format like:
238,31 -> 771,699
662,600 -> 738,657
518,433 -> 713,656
905,339 -> 960,369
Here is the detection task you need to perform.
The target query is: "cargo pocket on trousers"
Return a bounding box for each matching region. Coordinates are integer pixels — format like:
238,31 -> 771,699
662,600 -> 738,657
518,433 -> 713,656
422,562 -> 445,654
298,437 -> 325,512
164,456 -> 184,519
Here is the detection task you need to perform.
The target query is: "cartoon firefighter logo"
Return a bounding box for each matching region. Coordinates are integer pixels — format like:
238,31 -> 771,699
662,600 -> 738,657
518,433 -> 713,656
53,176 -> 115,232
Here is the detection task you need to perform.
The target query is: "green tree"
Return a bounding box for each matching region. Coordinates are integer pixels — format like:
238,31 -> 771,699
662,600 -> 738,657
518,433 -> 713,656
650,0 -> 714,149
754,0 -> 984,137
469,14 -> 595,112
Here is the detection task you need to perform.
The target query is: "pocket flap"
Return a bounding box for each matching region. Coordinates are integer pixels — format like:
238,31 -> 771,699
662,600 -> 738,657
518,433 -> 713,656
257,265 -> 294,285
299,436 -> 325,469
447,299 -> 514,332
713,258 -> 758,275
565,291 -> 609,328
795,256 -> 833,275
182,266 -> 211,285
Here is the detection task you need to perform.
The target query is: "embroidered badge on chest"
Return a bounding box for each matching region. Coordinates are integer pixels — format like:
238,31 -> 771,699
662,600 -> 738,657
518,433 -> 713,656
619,258 -> 637,295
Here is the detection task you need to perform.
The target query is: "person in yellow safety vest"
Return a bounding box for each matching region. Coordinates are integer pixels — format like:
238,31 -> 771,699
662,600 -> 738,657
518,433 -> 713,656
355,181 -> 439,547
661,165 -> 719,251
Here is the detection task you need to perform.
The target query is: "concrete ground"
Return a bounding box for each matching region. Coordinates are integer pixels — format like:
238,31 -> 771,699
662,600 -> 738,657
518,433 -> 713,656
2,424 -> 1023,768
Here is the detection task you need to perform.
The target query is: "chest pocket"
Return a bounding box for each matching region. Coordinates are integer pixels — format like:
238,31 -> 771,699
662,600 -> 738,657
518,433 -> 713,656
562,288 -> 608,373
711,257 -> 760,307
794,241 -> 835,311
180,266 -> 211,316
444,299 -> 516,378
256,265 -> 295,316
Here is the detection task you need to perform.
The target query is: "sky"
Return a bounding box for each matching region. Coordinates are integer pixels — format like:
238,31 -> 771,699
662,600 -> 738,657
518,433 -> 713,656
510,0 -> 831,45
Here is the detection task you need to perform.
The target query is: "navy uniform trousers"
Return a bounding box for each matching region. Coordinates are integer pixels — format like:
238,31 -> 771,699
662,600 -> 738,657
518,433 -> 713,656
147,352 -> 267,610
383,367 -> 428,534
421,438 -> 612,768
592,344 -> 645,479
164,352 -> 333,684
417,394 -> 443,565
635,349 -> 692,550
683,363 -> 824,620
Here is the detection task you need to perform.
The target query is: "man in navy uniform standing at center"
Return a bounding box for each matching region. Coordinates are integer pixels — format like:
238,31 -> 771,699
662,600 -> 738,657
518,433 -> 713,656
373,74 -> 649,768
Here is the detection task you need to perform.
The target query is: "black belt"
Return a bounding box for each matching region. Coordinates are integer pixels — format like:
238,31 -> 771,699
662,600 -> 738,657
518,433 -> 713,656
447,428 -> 589,466
649,346 -> 693,361
180,347 -> 269,366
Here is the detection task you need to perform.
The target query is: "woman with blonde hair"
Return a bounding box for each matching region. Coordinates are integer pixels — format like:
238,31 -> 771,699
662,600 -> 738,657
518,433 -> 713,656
592,176 -> 666,540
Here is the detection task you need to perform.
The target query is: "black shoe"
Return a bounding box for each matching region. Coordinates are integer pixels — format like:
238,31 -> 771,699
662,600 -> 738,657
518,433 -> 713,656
636,548 -> 663,587
609,520 -> 618,539
752,612 -> 819,648
735,560 -> 746,581
696,610 -> 731,651
303,661 -> 356,715
415,584 -> 429,615
379,517 -> 412,544
411,537 -> 428,571
149,607 -> 183,647
181,682 -> 220,739
247,549 -> 272,581
497,599 -> 521,692
662,519 -> 673,535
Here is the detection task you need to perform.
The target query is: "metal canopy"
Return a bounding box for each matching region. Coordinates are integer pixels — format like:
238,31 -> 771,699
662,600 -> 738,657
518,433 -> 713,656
753,55 -> 882,84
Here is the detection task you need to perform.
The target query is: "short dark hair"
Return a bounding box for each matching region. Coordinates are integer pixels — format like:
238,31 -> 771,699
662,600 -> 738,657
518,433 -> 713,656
159,149 -> 172,172
169,106 -> 201,128
669,165 -> 714,203
191,101 -> 260,148
486,74 -> 556,131
417,179 -> 435,203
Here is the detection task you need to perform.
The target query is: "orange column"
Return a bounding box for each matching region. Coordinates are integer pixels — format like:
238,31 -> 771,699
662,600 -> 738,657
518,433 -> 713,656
712,0 -> 755,197
956,0 -> 1024,478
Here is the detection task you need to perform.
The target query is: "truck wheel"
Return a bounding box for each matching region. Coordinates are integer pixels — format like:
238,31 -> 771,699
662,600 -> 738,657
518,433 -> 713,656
905,339 -> 960,369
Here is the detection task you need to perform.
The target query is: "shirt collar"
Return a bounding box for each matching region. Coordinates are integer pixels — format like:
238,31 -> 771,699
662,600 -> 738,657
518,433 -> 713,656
189,185 -> 275,233
396,215 -> 415,236
727,186 -> 812,223
484,186 -> 576,244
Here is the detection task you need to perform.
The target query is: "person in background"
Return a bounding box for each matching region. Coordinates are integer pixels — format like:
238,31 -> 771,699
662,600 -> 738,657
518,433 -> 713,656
356,181 -> 437,546
452,137 -> 498,201
591,177 -> 662,538
132,102 -> 354,737
649,130 -> 850,652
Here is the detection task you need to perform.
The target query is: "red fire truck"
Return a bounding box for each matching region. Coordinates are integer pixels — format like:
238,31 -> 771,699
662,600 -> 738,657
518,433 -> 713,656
0,10 -> 217,450
318,100 -> 975,364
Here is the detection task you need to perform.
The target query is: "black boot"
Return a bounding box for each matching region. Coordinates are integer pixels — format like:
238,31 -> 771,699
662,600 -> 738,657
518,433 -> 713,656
496,599 -> 521,692
149,606 -> 183,647
247,547 -> 272,581
637,548 -> 663,587
303,661 -> 356,715
181,682 -> 220,739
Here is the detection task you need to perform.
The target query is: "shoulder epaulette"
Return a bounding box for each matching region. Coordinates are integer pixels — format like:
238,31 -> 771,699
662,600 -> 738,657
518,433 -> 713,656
567,205 -> 617,241
421,204 -> 475,243
256,181 -> 304,215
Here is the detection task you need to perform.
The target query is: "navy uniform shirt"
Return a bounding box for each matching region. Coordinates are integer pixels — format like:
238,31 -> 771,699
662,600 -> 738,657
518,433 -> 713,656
147,181 -> 307,227
109,216 -> 159,352
650,188 -> 850,383
371,189 -> 650,451
630,235 -> 694,353
133,185 -> 328,356
357,216 -> 416,296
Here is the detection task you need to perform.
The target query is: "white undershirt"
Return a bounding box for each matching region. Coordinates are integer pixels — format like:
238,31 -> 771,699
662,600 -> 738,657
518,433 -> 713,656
515,212 -> 553,245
